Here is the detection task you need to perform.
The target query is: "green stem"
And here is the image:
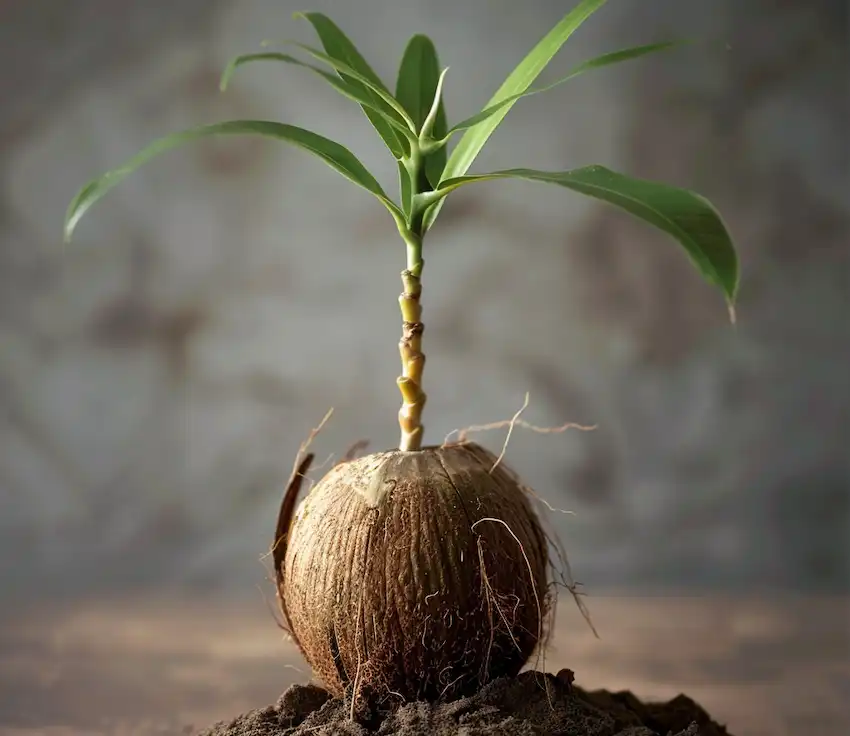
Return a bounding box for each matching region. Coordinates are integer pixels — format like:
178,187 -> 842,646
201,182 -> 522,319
397,144 -> 428,452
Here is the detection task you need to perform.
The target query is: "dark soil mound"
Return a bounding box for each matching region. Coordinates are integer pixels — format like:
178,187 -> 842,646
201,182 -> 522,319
198,670 -> 732,735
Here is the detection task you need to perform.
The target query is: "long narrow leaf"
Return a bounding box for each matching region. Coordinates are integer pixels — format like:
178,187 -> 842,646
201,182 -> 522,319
220,52 -> 414,140
64,120 -> 403,243
423,0 -> 608,230
559,39 -> 684,81
287,43 -> 414,129
435,166 -> 739,310
395,35 -> 441,130
395,34 -> 448,187
295,12 -> 408,158
445,41 -> 678,135
425,75 -> 448,188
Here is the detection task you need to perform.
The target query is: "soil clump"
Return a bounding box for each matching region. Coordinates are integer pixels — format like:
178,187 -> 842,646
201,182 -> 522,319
198,669 -> 731,735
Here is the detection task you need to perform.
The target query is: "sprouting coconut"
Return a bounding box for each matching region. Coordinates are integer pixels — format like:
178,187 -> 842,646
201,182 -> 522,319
64,0 -> 739,715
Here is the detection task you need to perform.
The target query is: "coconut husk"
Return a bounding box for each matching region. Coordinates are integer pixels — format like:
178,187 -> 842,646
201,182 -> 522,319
274,442 -> 550,704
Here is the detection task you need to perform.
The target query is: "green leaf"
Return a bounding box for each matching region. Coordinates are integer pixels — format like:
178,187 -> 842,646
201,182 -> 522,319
445,41 -> 678,136
423,0 -> 609,230
64,120 -> 403,243
558,39 -> 683,80
280,42 -> 415,128
424,71 -> 448,189
395,35 -> 441,131
435,166 -> 739,311
295,12 -> 408,158
394,34 -> 448,188
220,52 -> 414,141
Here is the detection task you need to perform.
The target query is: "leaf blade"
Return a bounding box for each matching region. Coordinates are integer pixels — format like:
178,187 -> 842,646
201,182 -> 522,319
436,166 -> 739,307
285,42 -> 414,127
425,71 -> 448,188
394,34 -> 448,187
424,0 -> 609,229
445,41 -> 678,135
295,12 -> 408,158
395,35 -> 439,130
220,52 -> 414,140
64,120 -> 402,243
561,39 -> 683,80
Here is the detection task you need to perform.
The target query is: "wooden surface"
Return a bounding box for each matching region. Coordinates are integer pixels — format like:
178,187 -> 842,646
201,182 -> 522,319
0,593 -> 847,735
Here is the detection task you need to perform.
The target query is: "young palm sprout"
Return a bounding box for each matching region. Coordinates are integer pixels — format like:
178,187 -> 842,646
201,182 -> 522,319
65,0 -> 738,707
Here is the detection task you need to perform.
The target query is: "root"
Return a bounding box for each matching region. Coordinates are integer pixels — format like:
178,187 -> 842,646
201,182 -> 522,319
544,523 -> 599,640
471,517 -> 544,654
441,393 -> 598,690
489,392 -> 530,474
475,538 -> 497,680
476,539 -> 522,668
449,394 -> 599,642
438,672 -> 466,701
442,392 -> 596,474
509,483 -> 581,635
349,649 -> 363,722
471,516 -> 547,693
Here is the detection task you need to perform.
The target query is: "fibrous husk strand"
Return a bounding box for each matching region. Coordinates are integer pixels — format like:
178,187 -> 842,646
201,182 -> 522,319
272,452 -> 315,659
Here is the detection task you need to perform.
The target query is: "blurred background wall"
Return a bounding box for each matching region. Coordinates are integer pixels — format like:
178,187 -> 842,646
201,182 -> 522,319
0,0 -> 847,602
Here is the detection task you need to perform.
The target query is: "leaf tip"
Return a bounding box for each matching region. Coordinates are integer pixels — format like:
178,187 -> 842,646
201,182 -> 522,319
434,66 -> 450,97
62,216 -> 76,245
219,54 -> 242,92
727,300 -> 737,326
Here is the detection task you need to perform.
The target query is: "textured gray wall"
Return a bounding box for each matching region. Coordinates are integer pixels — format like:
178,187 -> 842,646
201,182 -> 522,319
1,0 -> 847,600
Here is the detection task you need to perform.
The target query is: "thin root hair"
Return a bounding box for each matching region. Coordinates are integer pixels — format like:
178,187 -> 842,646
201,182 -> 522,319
471,515 -> 546,688
441,391 -> 596,475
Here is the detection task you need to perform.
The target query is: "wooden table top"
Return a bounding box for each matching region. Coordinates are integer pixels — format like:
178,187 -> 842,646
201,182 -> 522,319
0,593 -> 847,736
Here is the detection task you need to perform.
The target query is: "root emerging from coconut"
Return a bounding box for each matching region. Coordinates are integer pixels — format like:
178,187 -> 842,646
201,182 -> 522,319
274,442 -> 550,705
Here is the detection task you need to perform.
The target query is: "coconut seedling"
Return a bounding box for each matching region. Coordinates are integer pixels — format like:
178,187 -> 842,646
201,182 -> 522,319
64,0 -> 738,711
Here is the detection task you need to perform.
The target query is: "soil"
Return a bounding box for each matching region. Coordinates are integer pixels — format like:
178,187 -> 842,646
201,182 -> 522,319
198,669 -> 732,736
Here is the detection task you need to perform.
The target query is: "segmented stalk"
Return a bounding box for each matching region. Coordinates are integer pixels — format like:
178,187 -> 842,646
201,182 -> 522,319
395,97 -> 451,452
397,233 -> 426,451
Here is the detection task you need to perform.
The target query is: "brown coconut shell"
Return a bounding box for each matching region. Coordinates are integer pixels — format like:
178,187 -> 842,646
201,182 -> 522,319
273,442 -> 549,705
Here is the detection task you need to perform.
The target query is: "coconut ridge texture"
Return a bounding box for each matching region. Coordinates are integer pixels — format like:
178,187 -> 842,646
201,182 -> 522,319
275,442 -> 550,704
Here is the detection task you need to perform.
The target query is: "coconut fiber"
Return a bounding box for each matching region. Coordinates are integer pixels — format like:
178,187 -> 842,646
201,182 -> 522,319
198,669 -> 731,736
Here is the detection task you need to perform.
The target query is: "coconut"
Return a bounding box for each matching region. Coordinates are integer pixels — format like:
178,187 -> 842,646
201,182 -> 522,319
273,441 -> 549,705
